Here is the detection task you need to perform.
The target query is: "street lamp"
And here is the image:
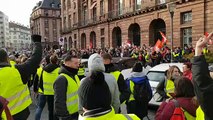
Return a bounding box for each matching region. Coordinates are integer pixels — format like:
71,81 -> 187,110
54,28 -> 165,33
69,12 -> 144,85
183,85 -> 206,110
168,2 -> 176,63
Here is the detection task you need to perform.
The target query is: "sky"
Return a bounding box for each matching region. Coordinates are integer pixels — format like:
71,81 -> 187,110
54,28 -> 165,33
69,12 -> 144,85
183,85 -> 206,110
0,0 -> 41,26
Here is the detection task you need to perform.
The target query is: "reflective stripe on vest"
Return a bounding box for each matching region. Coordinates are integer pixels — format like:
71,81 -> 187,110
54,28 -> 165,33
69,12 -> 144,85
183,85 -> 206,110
78,107 -> 140,120
42,68 -> 60,95
196,106 -> 204,120
110,71 -> 121,81
0,67 -> 32,115
183,108 -> 196,120
78,67 -> 85,76
129,80 -> 135,101
165,79 -> 174,98
60,73 -> 80,114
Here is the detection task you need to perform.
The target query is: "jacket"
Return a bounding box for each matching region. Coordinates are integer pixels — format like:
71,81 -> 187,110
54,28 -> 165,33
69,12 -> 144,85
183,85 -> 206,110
79,53 -> 120,113
0,42 -> 42,85
33,63 -> 59,92
155,97 -> 197,120
191,55 -> 213,120
54,64 -> 79,118
183,70 -> 192,80
105,63 -> 130,103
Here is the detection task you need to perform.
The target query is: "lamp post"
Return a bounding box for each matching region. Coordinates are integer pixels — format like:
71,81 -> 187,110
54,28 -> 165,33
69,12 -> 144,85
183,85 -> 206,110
168,2 -> 176,63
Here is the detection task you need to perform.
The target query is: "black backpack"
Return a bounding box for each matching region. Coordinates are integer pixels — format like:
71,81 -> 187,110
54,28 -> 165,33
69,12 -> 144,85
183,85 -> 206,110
126,76 -> 153,102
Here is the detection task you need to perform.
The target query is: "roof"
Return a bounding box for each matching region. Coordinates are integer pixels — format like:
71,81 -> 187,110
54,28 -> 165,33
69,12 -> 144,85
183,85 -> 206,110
9,22 -> 30,31
149,63 -> 183,72
33,0 -> 61,10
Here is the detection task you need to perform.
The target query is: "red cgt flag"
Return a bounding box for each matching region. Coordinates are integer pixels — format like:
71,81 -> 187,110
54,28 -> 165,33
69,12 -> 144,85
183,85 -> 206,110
154,39 -> 163,52
160,31 -> 168,44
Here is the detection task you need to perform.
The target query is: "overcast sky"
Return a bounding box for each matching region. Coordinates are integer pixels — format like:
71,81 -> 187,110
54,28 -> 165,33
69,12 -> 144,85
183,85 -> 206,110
0,0 -> 41,26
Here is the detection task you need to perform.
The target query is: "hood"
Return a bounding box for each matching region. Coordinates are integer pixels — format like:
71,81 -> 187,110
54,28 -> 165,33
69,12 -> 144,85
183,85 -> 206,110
130,74 -> 148,84
43,63 -> 59,73
88,53 -> 105,72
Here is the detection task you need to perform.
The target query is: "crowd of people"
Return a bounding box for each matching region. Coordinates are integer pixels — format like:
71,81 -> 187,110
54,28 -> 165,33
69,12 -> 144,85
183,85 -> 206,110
0,32 -> 213,120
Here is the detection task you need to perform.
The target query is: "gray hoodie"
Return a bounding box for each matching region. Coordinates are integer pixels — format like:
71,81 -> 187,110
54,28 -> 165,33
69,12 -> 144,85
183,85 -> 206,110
78,53 -> 120,113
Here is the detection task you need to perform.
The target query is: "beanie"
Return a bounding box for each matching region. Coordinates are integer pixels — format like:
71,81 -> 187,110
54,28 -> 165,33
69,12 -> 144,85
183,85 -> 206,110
132,62 -> 143,72
78,71 -> 111,110
88,53 -> 105,72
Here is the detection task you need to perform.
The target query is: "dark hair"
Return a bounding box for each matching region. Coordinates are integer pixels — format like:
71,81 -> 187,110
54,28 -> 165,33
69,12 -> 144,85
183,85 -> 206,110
101,53 -> 112,60
45,55 -> 50,64
184,62 -> 192,70
174,77 -> 195,97
64,55 -> 78,62
0,49 -> 8,63
50,54 -> 58,64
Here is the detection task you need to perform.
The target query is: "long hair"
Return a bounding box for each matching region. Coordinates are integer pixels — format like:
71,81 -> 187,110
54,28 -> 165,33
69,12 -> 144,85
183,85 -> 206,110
166,65 -> 182,80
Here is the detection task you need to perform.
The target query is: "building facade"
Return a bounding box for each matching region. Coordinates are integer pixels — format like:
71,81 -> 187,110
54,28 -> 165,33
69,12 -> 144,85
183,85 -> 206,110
9,22 -> 31,51
0,11 -> 10,48
61,0 -> 213,50
30,0 -> 61,50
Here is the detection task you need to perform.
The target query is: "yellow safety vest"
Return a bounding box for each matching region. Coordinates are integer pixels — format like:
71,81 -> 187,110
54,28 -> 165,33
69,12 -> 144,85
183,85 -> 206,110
183,108 -> 196,120
202,48 -> 208,55
173,52 -> 179,58
60,73 -> 80,114
165,79 -> 175,98
9,60 -> 16,66
78,67 -> 85,76
0,66 -> 32,116
78,107 -> 140,120
38,67 -> 60,95
145,54 -> 150,63
196,106 -> 204,120
110,71 -> 121,81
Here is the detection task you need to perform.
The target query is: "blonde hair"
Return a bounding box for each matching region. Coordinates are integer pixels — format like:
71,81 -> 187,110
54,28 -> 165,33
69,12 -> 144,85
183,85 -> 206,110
167,65 -> 182,80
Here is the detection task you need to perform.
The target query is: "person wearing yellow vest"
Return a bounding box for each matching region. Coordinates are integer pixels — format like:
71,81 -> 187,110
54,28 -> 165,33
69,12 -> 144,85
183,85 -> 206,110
34,54 -> 60,120
126,62 -> 152,119
77,62 -> 85,80
0,35 -> 42,120
102,53 -> 130,107
78,70 -> 140,120
155,77 -> 197,120
164,65 -> 181,98
192,33 -> 213,120
54,55 -> 80,120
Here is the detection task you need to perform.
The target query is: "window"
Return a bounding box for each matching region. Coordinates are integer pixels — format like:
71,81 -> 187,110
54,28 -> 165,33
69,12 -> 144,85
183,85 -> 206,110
68,15 -> 71,28
101,28 -> 104,36
52,20 -> 57,29
67,0 -> 71,8
118,0 -> 123,15
92,7 -> 97,21
44,19 -> 49,28
44,10 -> 48,16
73,12 -> 76,24
100,0 -> 104,16
182,11 -> 192,24
135,0 -> 142,10
101,37 -> 105,49
74,34 -> 77,39
182,27 -> 192,47
83,6 -> 87,25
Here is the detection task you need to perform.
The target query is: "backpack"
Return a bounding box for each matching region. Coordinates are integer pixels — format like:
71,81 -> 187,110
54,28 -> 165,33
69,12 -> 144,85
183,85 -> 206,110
0,96 -> 13,120
126,76 -> 152,102
170,99 -> 186,120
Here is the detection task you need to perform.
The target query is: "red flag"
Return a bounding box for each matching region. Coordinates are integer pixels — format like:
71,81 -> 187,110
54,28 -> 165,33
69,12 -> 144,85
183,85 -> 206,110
160,31 -> 167,44
154,39 -> 163,52
90,41 -> 93,49
205,32 -> 212,45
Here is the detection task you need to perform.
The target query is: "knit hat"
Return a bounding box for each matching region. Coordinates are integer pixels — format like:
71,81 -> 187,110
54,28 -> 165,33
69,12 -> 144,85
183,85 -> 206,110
132,62 -> 143,72
88,53 -> 105,72
78,71 -> 111,110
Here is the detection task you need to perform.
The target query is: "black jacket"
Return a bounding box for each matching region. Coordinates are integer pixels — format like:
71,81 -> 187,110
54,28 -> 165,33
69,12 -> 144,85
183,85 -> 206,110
0,42 -> 42,85
33,63 -> 59,92
191,55 -> 213,120
54,64 -> 79,118
105,63 -> 130,103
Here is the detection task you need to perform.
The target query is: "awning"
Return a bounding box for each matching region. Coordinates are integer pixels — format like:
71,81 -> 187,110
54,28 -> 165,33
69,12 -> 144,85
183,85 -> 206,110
90,2 -> 97,9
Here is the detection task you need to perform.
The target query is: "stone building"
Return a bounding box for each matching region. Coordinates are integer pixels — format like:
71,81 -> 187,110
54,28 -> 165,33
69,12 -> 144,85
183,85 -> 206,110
30,0 -> 61,49
61,0 -> 213,50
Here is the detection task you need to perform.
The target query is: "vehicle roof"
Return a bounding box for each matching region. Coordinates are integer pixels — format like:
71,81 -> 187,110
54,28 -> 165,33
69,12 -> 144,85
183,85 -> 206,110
149,63 -> 183,72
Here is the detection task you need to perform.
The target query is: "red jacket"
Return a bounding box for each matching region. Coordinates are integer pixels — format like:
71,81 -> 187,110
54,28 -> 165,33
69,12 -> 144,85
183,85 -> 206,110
183,70 -> 192,80
155,97 -> 197,120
